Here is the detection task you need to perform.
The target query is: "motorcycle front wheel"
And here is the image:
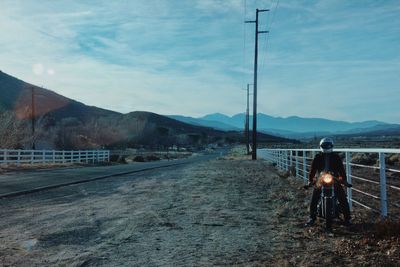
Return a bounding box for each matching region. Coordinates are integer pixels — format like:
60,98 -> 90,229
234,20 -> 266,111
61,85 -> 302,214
326,215 -> 333,230
325,199 -> 333,230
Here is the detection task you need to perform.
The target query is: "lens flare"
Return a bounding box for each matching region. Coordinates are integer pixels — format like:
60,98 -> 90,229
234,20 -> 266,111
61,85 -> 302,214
47,69 -> 55,75
32,63 -> 44,75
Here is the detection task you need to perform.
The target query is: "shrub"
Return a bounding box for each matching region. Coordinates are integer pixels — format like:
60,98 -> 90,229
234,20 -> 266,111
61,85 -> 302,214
109,155 -> 120,162
146,155 -> 160,161
351,153 -> 377,165
133,155 -> 145,162
373,219 -> 400,238
387,154 -> 400,166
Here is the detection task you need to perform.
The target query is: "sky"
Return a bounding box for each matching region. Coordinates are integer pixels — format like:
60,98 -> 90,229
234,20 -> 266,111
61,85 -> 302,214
0,0 -> 399,123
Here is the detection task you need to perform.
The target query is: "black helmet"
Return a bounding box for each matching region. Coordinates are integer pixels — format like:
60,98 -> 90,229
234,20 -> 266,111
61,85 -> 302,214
320,137 -> 334,153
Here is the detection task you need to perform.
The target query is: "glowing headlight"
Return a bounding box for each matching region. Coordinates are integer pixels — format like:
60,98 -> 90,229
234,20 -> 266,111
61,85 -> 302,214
322,173 -> 334,185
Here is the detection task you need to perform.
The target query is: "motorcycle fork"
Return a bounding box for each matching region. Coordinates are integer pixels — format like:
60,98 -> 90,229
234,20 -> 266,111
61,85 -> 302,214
321,185 -> 336,219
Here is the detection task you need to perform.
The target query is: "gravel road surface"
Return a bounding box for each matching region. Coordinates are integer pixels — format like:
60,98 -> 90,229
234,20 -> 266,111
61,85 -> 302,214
0,152 -> 222,197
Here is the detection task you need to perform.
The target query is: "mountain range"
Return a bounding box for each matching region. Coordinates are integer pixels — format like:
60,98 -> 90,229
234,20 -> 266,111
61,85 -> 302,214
169,113 -> 400,139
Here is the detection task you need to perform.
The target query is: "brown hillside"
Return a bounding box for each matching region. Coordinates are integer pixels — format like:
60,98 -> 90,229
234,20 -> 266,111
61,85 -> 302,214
0,71 -> 294,149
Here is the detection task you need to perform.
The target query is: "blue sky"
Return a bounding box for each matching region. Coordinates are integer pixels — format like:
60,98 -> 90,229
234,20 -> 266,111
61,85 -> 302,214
1,0 -> 399,123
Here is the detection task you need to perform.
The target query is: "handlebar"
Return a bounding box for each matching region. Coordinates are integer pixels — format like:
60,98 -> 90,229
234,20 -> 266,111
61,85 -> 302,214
333,176 -> 352,188
303,181 -> 315,189
303,180 -> 352,189
343,181 -> 352,188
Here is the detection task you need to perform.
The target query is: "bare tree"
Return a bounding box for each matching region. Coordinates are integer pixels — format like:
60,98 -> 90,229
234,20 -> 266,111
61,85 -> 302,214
0,111 -> 27,148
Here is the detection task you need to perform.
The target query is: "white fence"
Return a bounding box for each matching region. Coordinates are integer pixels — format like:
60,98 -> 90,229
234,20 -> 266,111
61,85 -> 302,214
259,148 -> 400,218
0,149 -> 110,165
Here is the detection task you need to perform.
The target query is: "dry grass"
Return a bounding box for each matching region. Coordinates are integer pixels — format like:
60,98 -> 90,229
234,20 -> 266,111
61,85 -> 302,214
373,219 -> 400,238
0,163 -> 78,173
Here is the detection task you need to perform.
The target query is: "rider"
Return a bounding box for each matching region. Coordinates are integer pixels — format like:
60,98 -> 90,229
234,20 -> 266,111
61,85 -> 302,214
305,137 -> 352,227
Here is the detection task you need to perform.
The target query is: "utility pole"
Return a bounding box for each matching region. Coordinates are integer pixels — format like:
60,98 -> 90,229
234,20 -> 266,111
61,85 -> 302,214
31,86 -> 36,150
246,8 -> 269,160
245,83 -> 252,155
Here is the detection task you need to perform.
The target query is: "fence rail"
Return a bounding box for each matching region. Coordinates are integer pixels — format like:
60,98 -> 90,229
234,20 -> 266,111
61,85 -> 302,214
258,148 -> 400,218
0,149 -> 110,165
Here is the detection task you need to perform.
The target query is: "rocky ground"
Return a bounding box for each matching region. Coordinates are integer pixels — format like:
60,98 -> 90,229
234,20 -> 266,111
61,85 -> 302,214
0,147 -> 399,266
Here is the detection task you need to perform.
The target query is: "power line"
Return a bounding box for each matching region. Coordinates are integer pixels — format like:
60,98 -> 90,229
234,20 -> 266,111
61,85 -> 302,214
258,10 -> 269,78
264,0 -> 280,60
259,0 -> 280,87
270,0 -> 280,30
257,0 -> 271,85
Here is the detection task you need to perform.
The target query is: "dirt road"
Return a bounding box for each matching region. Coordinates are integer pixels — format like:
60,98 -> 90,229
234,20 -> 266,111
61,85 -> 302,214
0,148 -> 399,266
0,151 -> 222,197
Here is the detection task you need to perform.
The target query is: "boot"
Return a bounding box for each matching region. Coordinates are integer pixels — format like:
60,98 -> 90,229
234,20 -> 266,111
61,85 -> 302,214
305,218 -> 315,227
344,219 -> 352,227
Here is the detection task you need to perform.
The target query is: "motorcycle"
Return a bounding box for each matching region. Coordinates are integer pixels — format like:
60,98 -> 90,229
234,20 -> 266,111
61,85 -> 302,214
305,172 -> 352,230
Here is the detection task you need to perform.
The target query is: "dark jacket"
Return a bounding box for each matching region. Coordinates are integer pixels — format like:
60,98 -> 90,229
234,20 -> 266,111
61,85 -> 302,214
309,153 -> 347,183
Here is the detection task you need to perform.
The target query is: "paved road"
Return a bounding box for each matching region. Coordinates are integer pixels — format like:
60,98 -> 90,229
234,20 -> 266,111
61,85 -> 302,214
0,151 -> 224,198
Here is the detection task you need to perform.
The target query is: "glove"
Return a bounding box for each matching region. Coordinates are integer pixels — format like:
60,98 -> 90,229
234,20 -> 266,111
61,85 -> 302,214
342,180 -> 352,187
303,181 -> 315,189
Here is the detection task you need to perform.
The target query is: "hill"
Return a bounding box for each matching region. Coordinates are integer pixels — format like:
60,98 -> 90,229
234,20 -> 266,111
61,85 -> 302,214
0,71 -> 292,149
0,70 -> 119,121
168,115 -> 240,131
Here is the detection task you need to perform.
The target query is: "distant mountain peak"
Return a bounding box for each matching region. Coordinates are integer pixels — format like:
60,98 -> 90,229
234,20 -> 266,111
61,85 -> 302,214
191,112 -> 394,138
200,113 -> 232,121
203,112 -> 230,117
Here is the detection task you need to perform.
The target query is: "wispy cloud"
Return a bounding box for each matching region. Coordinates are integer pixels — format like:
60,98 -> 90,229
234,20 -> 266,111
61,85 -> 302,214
0,0 -> 399,123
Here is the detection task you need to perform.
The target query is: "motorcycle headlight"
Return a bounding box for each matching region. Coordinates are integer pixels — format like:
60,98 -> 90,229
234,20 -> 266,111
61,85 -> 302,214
321,173 -> 334,185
